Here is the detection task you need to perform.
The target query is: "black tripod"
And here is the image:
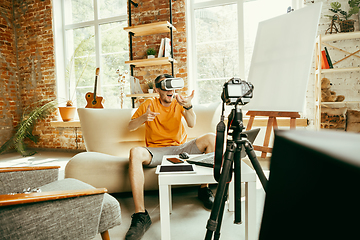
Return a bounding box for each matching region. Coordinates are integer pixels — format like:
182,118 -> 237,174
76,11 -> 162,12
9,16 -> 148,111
205,103 -> 268,240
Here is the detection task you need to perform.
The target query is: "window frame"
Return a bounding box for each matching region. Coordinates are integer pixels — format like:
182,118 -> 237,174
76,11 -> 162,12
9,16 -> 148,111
186,0 -> 303,104
187,0 -> 245,104
53,0 -> 128,108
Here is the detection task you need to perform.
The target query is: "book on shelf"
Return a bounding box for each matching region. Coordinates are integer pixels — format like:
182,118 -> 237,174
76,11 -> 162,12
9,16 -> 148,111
324,47 -> 333,69
163,38 -> 172,57
321,50 -> 330,69
158,38 -> 165,58
130,76 -> 143,94
157,37 -> 172,58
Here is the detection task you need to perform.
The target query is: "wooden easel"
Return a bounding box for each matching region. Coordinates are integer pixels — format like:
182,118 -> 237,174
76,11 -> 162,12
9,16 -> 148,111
246,111 -> 301,158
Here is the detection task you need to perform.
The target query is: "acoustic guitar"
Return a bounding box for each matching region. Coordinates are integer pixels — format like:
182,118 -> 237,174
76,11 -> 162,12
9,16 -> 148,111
85,68 -> 104,108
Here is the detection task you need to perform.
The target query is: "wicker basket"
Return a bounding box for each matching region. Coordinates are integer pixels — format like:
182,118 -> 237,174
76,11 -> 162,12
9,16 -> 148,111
339,20 -> 355,32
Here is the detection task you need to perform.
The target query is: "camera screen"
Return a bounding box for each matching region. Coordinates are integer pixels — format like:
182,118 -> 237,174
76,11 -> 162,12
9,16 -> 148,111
227,84 -> 244,97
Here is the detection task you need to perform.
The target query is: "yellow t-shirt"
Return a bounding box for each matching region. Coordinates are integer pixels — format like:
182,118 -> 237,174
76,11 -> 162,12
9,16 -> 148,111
131,97 -> 187,148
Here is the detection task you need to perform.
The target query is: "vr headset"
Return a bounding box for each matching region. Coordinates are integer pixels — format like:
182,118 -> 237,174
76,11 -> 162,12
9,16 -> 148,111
155,78 -> 184,91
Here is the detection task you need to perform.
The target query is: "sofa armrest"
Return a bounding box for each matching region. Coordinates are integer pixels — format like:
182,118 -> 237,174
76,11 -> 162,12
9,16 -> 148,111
0,166 -> 60,173
0,166 -> 60,195
0,188 -> 107,207
0,187 -> 106,239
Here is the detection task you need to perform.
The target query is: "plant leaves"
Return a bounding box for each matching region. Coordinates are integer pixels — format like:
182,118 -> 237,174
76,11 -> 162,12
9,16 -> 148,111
330,2 -> 341,10
0,137 -> 15,155
0,100 -> 57,156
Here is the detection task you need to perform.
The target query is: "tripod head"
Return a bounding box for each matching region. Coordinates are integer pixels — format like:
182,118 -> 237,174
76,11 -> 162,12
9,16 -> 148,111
221,78 -> 253,106
214,79 -> 254,181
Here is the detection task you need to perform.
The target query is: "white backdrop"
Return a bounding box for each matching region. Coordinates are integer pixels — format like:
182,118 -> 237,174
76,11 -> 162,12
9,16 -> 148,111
243,3 -> 322,112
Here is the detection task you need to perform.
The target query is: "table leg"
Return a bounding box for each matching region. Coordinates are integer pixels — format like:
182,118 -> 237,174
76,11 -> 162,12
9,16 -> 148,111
169,185 -> 172,214
245,181 -> 257,240
228,178 -> 234,212
159,184 -> 172,240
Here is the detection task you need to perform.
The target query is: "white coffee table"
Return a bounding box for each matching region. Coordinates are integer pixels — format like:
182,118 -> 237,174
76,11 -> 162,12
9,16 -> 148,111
156,155 -> 257,240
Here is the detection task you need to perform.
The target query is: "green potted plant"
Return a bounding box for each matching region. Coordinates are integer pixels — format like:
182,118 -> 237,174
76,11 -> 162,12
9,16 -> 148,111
146,47 -> 156,59
327,1 -> 360,32
147,81 -> 154,93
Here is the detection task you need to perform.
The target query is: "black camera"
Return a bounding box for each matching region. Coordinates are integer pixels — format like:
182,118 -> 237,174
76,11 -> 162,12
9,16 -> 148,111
221,78 -> 253,105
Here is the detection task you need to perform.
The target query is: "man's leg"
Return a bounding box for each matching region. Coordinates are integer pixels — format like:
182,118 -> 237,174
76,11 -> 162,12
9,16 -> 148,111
195,133 -> 216,154
126,147 -> 152,240
129,146 -> 152,213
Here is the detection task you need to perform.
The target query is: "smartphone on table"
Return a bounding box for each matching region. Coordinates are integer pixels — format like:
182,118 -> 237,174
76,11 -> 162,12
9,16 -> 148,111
166,157 -> 184,164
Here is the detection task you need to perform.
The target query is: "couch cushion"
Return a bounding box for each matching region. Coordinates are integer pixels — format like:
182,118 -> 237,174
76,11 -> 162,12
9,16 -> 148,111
65,152 -> 158,193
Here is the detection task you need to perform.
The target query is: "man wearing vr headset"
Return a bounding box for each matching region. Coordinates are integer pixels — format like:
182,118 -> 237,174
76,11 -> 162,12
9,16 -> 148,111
125,74 -> 215,240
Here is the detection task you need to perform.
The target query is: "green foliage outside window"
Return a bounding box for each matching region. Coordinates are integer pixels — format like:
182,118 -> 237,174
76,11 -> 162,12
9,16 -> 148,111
194,4 -> 240,104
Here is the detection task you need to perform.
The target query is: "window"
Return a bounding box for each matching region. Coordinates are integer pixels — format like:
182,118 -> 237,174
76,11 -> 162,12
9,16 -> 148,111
189,0 -> 297,104
54,0 -> 130,109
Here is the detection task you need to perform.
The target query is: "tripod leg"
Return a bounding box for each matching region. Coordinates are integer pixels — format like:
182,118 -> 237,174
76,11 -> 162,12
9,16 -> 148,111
233,150 -> 242,224
244,141 -> 268,191
214,183 -> 229,240
205,143 -> 236,240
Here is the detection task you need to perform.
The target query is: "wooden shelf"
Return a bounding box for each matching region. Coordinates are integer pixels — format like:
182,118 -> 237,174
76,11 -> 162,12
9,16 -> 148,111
126,7 -> 176,108
314,32 -> 360,130
316,67 -> 360,74
321,32 -> 360,42
321,101 -> 360,105
50,121 -> 80,128
124,21 -> 176,36
125,57 -> 176,67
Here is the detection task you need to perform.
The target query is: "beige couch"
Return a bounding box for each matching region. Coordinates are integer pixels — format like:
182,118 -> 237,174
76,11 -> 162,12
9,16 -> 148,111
65,102 -> 221,193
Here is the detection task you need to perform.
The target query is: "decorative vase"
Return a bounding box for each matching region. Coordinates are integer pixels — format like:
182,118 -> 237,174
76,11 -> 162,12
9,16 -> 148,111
339,20 -> 355,32
58,107 -> 76,121
147,55 -> 155,59
148,89 -> 154,93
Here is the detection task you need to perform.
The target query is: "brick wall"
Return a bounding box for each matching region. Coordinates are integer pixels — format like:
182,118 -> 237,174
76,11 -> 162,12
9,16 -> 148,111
0,0 -> 21,147
0,0 -> 85,151
13,0 -> 84,150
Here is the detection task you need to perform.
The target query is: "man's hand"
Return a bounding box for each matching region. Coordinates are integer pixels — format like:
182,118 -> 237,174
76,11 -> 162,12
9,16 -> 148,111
128,104 -> 159,131
176,90 -> 195,127
144,104 -> 160,122
175,90 -> 194,108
